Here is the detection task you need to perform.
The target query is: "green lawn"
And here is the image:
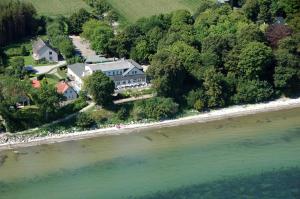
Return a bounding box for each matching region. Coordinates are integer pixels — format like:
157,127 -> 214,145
108,0 -> 205,22
21,0 -> 91,16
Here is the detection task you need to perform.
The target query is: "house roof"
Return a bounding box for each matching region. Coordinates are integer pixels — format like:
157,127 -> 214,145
85,55 -> 110,64
56,81 -> 70,93
68,63 -> 85,78
32,80 -> 41,89
32,38 -> 55,55
87,59 -> 142,72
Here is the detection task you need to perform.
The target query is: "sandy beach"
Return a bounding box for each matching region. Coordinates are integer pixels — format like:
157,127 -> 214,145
1,97 -> 300,150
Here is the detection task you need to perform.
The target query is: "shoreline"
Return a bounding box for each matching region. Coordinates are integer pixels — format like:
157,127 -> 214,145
1,97 -> 300,151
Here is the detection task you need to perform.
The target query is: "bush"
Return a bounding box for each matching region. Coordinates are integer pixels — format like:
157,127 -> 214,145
194,99 -> 205,112
186,89 -> 207,110
76,112 -> 95,128
132,97 -> 179,120
233,80 -> 274,104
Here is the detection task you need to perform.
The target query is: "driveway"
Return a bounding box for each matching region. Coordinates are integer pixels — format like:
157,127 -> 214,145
69,35 -> 96,58
32,61 -> 67,74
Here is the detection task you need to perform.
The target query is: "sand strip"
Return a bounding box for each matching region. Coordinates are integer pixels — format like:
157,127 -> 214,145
1,97 -> 300,150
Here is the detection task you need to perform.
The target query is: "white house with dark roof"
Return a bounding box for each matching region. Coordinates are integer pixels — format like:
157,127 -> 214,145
32,38 -> 58,62
67,59 -> 147,91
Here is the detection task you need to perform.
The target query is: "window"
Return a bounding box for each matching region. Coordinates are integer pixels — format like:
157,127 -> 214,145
49,51 -> 52,55
49,56 -> 52,60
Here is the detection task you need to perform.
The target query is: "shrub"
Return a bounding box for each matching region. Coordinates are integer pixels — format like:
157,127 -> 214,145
76,112 -> 95,128
233,80 -> 274,104
132,97 -> 179,120
194,99 -> 205,112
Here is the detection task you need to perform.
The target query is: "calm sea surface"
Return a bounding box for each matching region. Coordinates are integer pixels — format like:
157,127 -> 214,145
0,108 -> 300,199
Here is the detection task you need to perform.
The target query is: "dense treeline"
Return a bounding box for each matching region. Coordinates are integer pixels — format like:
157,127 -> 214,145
46,17 -> 75,59
0,0 -> 38,46
80,0 -> 299,111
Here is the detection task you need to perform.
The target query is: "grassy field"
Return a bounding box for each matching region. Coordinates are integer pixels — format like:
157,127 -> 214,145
108,0 -> 205,22
21,0 -> 91,16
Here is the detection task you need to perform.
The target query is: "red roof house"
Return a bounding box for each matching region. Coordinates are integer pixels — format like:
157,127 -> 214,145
56,81 -> 77,100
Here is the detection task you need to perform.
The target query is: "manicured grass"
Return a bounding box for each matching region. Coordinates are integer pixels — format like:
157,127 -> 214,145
21,0 -> 91,16
108,0 -> 205,22
4,37 -> 56,67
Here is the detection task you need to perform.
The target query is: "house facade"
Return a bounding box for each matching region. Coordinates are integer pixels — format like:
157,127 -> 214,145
67,59 -> 147,91
56,81 -> 78,101
32,38 -> 58,62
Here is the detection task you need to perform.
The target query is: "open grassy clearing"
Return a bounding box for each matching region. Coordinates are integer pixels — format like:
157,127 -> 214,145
108,0 -> 205,22
21,0 -> 91,16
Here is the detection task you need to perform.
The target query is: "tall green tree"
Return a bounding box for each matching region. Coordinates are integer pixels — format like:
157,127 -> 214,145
69,8 -> 91,34
238,42 -> 273,79
35,81 -> 64,121
83,71 -> 115,106
203,68 -> 226,108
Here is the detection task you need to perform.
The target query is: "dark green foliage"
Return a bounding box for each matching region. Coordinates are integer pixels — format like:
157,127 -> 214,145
0,0 -> 38,46
186,89 -> 207,111
132,97 -> 178,120
47,19 -> 75,58
148,50 -> 188,100
81,19 -> 114,55
237,42 -> 273,80
203,68 -> 227,108
233,79 -> 274,103
34,81 -> 64,121
6,57 -> 26,79
193,0 -> 217,19
76,112 -> 95,128
68,8 -> 92,35
83,71 -> 115,106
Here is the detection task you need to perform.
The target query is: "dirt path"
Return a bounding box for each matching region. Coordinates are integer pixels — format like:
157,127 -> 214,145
69,35 -> 96,58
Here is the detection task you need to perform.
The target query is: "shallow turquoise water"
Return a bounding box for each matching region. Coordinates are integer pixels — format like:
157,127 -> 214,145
0,108 -> 300,199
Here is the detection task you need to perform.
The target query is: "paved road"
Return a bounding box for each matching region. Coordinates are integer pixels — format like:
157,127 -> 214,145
69,35 -> 96,58
33,61 -> 67,74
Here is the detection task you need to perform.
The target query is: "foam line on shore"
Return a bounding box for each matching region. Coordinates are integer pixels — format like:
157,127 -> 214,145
1,97 -> 300,150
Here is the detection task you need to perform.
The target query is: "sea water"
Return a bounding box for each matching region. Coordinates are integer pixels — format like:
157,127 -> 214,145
0,108 -> 300,199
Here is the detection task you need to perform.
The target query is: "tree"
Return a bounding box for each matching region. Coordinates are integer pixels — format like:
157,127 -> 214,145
237,23 -> 265,45
83,71 -> 115,106
203,68 -> 226,108
130,39 -> 150,64
132,97 -> 178,120
193,0 -> 216,18
257,0 -> 272,23
186,88 -> 207,110
148,50 -> 187,100
242,0 -> 260,21
81,19 -> 114,55
76,112 -> 95,128
8,57 -> 26,79
237,42 -> 273,79
265,24 -> 293,47
35,81 -> 64,121
0,0 -> 38,46
233,79 -> 274,103
273,48 -> 300,95
69,8 -> 91,34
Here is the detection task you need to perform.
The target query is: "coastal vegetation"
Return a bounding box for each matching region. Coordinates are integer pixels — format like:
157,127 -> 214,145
0,0 -> 300,134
